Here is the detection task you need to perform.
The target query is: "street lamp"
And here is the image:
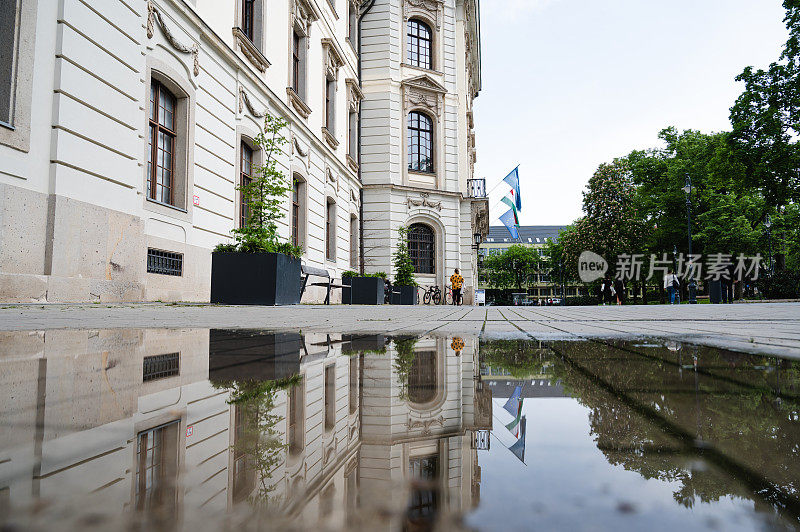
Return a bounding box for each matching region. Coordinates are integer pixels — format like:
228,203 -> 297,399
682,174 -> 698,304
765,215 -> 773,274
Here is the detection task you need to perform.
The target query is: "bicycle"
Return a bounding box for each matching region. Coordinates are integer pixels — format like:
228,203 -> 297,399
421,285 -> 442,305
444,284 -> 454,305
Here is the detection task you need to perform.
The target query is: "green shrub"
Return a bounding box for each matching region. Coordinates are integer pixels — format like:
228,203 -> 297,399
757,270 -> 800,299
393,226 -> 417,287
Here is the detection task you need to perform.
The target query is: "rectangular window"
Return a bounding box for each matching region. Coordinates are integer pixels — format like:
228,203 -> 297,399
135,421 -> 180,512
148,80 -> 177,206
292,31 -> 302,95
288,381 -> 304,455
349,355 -> 358,414
292,180 -> 300,246
147,248 -> 183,276
348,108 -> 357,158
324,364 -> 335,431
407,455 -> 438,520
349,216 -> 358,268
326,200 -> 335,261
348,2 -> 358,47
0,0 -> 19,126
240,142 -> 253,228
242,0 -> 255,42
325,78 -> 335,133
143,353 -> 180,382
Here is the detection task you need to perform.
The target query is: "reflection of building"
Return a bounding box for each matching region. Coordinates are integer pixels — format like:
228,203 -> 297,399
0,330 -> 489,528
478,225 -> 582,302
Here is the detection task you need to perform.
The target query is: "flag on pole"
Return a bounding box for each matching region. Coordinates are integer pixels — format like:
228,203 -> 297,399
505,398 -> 523,437
502,386 -> 522,416
508,416 -> 526,463
503,166 -> 522,211
501,196 -> 520,225
499,209 -> 519,240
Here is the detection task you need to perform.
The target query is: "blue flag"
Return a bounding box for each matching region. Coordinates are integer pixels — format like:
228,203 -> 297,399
503,167 -> 522,211
508,416 -> 526,463
499,209 -> 520,240
502,386 -> 522,416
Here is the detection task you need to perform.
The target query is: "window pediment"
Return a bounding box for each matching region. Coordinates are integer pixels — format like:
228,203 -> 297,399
403,75 -> 446,117
321,38 -> 345,80
292,0 -> 319,35
403,0 -> 444,30
346,78 -> 363,112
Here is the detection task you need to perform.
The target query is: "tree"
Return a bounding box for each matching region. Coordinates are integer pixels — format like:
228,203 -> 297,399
482,244 -> 539,290
215,113 -> 302,257
729,0 -> 800,207
393,226 -> 416,286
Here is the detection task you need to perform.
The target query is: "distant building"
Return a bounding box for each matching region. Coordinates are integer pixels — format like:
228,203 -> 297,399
478,225 -> 581,303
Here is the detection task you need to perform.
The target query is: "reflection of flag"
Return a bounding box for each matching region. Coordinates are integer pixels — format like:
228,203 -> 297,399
503,167 -> 522,211
499,209 -> 519,240
505,394 -> 524,437
502,386 -> 522,416
508,416 -> 526,463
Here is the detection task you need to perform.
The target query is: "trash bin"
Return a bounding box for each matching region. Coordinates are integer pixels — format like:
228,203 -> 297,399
709,280 -> 722,304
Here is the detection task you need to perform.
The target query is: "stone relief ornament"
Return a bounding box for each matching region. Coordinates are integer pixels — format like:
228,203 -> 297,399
407,192 -> 441,211
321,38 -> 344,81
239,86 -> 267,118
403,75 -> 446,118
405,415 -> 444,435
146,0 -> 199,77
292,0 -> 319,36
346,78 -> 364,113
403,0 -> 444,29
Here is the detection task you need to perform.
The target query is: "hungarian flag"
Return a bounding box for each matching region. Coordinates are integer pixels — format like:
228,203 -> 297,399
508,416 -> 526,463
503,166 -> 522,212
501,196 -> 520,225
505,398 -> 524,438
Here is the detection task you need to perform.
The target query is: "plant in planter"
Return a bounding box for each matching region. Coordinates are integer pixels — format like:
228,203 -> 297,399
391,226 -> 418,305
211,113 -> 303,305
341,270 -> 387,305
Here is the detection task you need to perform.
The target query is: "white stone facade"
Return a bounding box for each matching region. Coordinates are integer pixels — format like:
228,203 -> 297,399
0,0 -> 484,303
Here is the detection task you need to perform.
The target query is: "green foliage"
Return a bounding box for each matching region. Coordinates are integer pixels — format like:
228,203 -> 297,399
481,340 -> 549,378
757,270 -> 800,299
483,245 -> 540,290
342,270 -> 387,279
217,113 -> 302,258
392,336 -> 418,400
393,226 -> 417,287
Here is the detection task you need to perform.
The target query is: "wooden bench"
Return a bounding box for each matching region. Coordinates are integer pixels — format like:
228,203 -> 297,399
300,264 -> 347,305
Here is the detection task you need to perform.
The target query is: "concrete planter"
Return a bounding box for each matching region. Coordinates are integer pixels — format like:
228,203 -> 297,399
343,276 -> 385,305
210,251 -> 300,305
391,285 -> 418,305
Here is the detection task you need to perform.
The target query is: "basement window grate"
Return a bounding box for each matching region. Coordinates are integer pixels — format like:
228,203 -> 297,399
147,248 -> 183,276
143,353 -> 180,382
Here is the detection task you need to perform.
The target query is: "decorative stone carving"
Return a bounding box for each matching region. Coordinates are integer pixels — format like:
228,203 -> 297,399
239,86 -> 267,118
346,154 -> 359,173
232,27 -> 271,72
402,75 -> 446,118
146,0 -> 200,77
287,87 -> 312,118
292,0 -> 319,36
345,78 -> 364,113
322,126 -> 339,150
403,0 -> 444,30
407,192 -> 441,211
405,415 -> 444,435
293,136 -> 309,157
321,38 -> 344,81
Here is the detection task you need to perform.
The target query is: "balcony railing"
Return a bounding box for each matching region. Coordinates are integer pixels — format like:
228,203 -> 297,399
467,178 -> 486,198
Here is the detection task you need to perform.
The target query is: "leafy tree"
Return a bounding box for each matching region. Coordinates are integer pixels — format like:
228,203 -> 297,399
482,244 -> 539,290
729,0 -> 800,207
215,113 -> 302,257
393,226 -> 417,286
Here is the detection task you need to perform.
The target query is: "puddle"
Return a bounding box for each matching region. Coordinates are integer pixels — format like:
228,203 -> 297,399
0,330 -> 798,530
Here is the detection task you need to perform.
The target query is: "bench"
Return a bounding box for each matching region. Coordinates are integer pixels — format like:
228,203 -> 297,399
300,264 -> 347,305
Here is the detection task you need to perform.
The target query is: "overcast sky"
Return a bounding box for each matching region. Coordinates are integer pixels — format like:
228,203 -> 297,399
474,0 -> 789,227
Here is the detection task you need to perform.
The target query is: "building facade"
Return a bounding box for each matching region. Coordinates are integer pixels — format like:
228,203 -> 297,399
0,0 -> 485,304
360,0 -> 487,304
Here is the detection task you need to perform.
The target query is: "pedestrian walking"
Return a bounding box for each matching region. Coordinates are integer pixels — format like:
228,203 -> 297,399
602,274 -> 614,305
722,262 -> 734,304
665,270 -> 681,304
450,268 -> 464,306
614,277 -> 625,305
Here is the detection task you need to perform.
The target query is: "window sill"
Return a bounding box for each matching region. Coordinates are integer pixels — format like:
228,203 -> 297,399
146,197 -> 188,213
401,63 -> 444,77
322,127 -> 339,150
286,87 -> 312,118
232,27 -> 271,72
346,154 -> 358,173
408,169 -> 436,177
0,121 -> 15,131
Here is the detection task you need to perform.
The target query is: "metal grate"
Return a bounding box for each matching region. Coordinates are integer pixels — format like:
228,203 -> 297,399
475,430 -> 491,450
408,223 -> 435,274
143,353 -> 180,381
147,248 -> 183,276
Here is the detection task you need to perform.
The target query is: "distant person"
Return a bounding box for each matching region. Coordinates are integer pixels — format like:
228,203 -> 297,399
665,269 -> 681,304
602,274 -> 615,305
614,278 -> 625,305
722,262 -> 734,304
449,268 -> 464,306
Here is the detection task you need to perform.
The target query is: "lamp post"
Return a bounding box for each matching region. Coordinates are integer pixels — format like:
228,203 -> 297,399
681,174 -> 698,304
765,215 -> 773,274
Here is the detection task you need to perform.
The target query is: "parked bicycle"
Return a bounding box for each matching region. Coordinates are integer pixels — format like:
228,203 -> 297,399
421,285 -> 443,305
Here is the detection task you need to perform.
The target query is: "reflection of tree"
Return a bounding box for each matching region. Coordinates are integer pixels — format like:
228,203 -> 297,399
393,337 -> 419,401
481,340 -> 549,379
487,339 -> 800,521
213,375 -> 301,508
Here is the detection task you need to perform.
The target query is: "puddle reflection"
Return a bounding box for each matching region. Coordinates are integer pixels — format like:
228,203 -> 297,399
0,331 -> 798,530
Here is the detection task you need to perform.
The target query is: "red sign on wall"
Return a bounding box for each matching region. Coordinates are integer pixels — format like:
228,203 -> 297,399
186,425 -> 193,438
193,195 -> 200,206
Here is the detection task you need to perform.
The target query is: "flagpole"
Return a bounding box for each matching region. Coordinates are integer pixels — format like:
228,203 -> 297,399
486,164 -> 520,196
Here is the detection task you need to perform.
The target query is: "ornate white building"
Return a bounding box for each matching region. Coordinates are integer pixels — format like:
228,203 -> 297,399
0,0 -> 486,303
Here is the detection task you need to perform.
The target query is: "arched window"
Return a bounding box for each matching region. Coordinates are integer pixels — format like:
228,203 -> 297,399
408,223 -> 435,274
148,80 -> 177,205
407,19 -> 432,70
408,111 -> 434,173
239,141 -> 253,228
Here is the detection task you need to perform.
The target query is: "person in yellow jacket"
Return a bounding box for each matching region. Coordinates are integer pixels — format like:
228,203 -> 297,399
449,268 -> 464,306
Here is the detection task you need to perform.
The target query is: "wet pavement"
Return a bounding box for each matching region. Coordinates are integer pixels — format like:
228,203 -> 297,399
0,329 -> 798,530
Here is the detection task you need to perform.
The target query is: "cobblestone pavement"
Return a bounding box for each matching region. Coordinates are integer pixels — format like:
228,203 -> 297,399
1,302 -> 799,358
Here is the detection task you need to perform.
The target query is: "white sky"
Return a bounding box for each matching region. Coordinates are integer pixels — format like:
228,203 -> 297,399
474,0 -> 789,226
